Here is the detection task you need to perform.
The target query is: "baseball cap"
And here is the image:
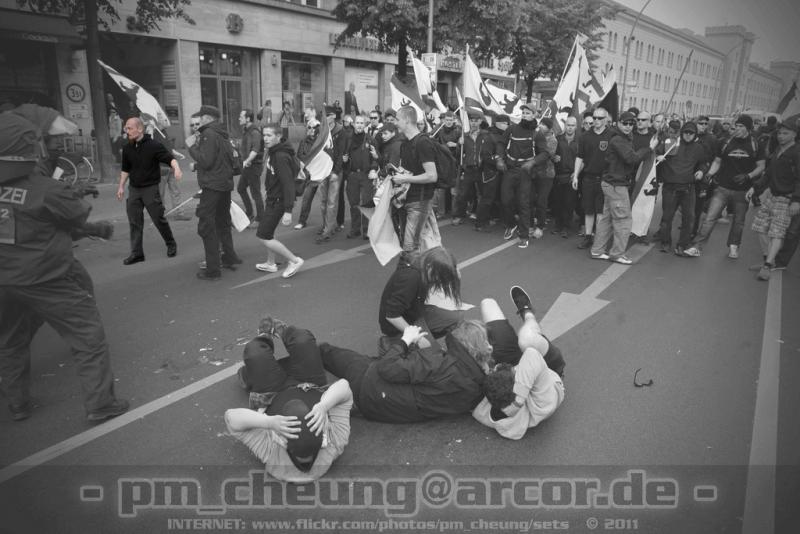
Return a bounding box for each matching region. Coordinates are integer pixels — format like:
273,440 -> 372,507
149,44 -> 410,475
778,121 -> 798,133
520,103 -> 534,112
267,388 -> 325,473
619,111 -> 636,123
197,105 -> 221,119
681,122 -> 698,134
494,114 -> 510,124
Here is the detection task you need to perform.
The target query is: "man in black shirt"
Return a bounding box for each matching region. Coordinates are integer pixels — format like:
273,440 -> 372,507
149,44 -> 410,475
117,117 -> 181,265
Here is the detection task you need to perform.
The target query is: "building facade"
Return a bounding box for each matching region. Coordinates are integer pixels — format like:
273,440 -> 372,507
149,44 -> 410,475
0,0 -> 399,148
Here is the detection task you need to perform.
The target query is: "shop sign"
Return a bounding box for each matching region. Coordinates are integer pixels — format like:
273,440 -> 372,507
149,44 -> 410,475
66,83 -> 86,103
7,31 -> 58,43
438,55 -> 463,72
329,33 -> 397,53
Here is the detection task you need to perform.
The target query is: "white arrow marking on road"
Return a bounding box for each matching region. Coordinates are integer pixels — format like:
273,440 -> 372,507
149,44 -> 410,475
540,243 -> 653,340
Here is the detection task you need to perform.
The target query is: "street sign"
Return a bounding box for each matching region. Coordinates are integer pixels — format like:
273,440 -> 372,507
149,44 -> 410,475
422,53 -> 438,82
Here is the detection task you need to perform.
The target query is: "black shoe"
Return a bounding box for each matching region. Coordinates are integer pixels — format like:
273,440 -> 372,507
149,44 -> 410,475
510,285 -> 535,318
346,231 -> 361,239
123,254 -> 145,265
196,269 -> 221,281
221,255 -> 243,265
167,243 -> 177,257
660,242 -> 670,253
577,235 -> 593,249
9,402 -> 32,422
87,399 -> 129,422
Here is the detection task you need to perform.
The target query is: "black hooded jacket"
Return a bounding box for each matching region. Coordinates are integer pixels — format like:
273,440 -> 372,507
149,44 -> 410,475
188,121 -> 234,192
263,141 -> 297,213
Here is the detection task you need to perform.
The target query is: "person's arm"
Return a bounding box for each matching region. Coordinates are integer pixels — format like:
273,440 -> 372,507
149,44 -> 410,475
375,326 -> 430,383
706,156 -> 722,177
116,171 -> 129,201
394,138 -> 437,184
305,379 -> 353,436
224,408 -> 301,441
242,129 -> 259,167
170,159 -> 183,181
44,181 -> 92,228
571,157 -> 584,190
532,132 -> 550,166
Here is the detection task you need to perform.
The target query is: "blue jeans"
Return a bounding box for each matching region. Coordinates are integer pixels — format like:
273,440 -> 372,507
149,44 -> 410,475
317,173 -> 341,236
501,165 -> 532,237
658,183 -> 695,249
592,182 -> 632,258
401,199 -> 440,252
692,185 -> 749,249
297,181 -> 320,225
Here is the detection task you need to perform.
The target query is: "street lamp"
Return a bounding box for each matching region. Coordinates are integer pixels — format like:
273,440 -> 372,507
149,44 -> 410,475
620,0 -> 653,110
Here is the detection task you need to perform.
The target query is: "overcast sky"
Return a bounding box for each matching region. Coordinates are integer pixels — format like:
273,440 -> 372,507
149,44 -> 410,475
612,0 -> 800,66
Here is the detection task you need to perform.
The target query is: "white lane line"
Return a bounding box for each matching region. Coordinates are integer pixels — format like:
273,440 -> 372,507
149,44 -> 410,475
742,272 -> 783,534
0,237 -> 514,485
0,364 -> 240,485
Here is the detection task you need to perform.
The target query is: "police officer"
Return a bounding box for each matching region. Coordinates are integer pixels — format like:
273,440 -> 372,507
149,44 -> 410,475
0,112 -> 129,422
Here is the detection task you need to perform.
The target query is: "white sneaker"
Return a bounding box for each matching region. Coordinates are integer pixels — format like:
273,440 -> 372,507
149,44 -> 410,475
293,223 -> 306,230
728,244 -> 739,259
282,257 -> 304,278
532,227 -> 544,239
255,262 -> 278,273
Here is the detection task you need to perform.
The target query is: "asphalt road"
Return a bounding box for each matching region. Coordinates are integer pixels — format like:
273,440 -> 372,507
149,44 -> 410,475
1,186 -> 798,534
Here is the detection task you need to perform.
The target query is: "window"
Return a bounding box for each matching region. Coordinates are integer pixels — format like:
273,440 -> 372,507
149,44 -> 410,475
282,52 -> 328,124
667,52 -> 673,68
613,33 -> 618,51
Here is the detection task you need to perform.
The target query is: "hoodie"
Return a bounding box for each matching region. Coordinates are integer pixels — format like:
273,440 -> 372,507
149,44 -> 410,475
657,137 -> 708,185
603,127 -> 652,186
188,121 -> 234,192
263,141 -> 297,214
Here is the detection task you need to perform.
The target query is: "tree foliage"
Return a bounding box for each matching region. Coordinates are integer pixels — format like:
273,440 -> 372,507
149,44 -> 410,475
17,0 -> 194,182
331,0 -> 616,99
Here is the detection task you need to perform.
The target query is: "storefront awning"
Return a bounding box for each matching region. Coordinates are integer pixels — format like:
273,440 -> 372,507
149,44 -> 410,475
0,8 -> 82,44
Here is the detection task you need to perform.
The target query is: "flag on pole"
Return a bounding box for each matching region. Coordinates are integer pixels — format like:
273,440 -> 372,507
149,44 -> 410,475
462,54 -> 506,117
300,116 -> 333,182
573,44 -> 605,116
776,81 -> 799,117
484,81 -> 524,121
362,182 -> 403,266
410,52 -> 447,112
595,82 -> 619,123
390,75 -> 427,118
98,60 -> 170,127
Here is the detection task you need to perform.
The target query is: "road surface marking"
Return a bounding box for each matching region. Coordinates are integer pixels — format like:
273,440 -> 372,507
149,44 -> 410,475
541,243 -> 652,340
742,271 -> 782,534
0,236 -> 517,485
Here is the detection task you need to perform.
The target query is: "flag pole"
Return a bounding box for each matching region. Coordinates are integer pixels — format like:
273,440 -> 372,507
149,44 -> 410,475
664,49 -> 694,115
558,35 -> 579,88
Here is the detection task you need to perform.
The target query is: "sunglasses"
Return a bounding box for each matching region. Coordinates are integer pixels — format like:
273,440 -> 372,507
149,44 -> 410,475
369,116 -> 379,119
592,116 -> 606,120
697,122 -> 708,125
621,121 -> 636,126
681,130 -> 696,134
190,123 -> 200,127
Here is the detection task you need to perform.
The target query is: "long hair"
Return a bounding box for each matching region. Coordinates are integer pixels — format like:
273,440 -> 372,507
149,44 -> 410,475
449,319 -> 492,370
417,246 -> 461,304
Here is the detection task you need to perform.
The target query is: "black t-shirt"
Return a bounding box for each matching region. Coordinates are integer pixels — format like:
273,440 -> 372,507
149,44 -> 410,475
378,261 -> 424,337
715,135 -> 766,191
400,133 -> 437,202
577,128 -> 616,176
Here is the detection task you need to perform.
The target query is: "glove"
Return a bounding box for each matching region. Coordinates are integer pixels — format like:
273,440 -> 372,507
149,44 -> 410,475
72,220 -> 114,241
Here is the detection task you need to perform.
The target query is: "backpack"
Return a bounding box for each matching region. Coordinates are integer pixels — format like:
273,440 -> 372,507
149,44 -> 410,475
413,134 -> 459,189
290,155 -> 311,197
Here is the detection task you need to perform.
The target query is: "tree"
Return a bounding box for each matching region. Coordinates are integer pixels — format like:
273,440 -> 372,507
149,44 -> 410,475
510,0 -> 617,101
331,0 -> 521,79
17,0 -> 194,182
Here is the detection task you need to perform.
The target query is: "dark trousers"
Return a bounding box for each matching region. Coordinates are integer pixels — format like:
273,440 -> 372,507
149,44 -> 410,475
319,343 -> 371,408
241,327 -> 327,393
530,173 -> 554,228
0,260 -> 116,411
126,184 -> 175,256
454,166 -> 480,218
298,181 -> 320,225
347,171 -> 374,234
501,165 -> 532,236
196,189 -> 237,275
552,179 -> 577,230
475,169 -> 500,227
776,212 -> 800,267
336,171 -> 348,227
237,164 -> 264,221
659,183 -> 696,248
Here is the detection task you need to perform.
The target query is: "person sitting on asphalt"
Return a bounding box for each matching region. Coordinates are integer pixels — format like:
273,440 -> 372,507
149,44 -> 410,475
225,317 -> 352,482
319,319 -> 491,424
472,286 -> 565,440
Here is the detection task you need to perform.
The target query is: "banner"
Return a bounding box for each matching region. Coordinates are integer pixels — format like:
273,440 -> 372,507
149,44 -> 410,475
301,115 -> 333,182
98,60 -> 170,128
411,52 -> 447,112
390,75 -> 426,119
462,54 -> 506,117
484,81 -> 524,121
